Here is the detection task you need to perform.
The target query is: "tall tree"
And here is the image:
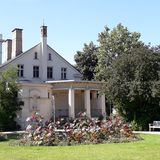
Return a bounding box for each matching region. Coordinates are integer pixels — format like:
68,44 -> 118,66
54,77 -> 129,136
95,23 -> 142,81
0,67 -> 21,131
103,46 -> 160,129
74,41 -> 98,80
94,23 -> 160,129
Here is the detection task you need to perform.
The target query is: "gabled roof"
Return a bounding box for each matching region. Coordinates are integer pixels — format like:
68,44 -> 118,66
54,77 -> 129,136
47,45 -> 82,76
0,43 -> 82,77
0,43 -> 41,69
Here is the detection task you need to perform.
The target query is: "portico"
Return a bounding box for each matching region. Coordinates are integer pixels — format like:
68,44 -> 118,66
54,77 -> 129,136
46,80 -> 106,119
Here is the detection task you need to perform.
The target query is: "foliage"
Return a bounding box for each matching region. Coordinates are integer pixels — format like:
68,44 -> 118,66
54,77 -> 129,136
102,46 -> 160,130
92,23 -> 160,129
17,112 -> 140,146
0,67 -> 21,131
95,23 -> 142,81
131,120 -> 141,131
0,134 -> 7,141
74,41 -> 98,80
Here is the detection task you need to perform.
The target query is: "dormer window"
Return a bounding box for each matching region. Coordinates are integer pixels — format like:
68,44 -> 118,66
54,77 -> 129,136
34,52 -> 38,59
48,53 -> 52,61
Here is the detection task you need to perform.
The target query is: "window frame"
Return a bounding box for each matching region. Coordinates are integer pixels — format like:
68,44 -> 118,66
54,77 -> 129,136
17,64 -> 24,77
48,53 -> 52,61
61,67 -> 67,80
34,52 -> 38,59
33,66 -> 39,78
47,66 -> 53,79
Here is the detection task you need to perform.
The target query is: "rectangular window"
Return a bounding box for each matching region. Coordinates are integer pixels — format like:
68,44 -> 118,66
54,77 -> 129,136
47,67 -> 53,79
17,64 -> 24,77
48,53 -> 52,61
61,67 -> 67,80
34,52 -> 38,59
33,66 -> 39,78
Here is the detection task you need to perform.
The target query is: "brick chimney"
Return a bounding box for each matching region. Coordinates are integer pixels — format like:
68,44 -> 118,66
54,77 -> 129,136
12,28 -> 23,58
5,39 -> 12,60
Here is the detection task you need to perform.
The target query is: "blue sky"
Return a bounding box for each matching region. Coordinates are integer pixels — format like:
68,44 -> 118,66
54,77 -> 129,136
1,0 -> 160,64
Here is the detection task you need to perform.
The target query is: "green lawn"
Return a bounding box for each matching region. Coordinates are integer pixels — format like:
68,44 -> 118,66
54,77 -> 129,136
0,134 -> 160,160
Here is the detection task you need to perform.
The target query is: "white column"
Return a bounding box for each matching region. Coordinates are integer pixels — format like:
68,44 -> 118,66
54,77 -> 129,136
100,94 -> 106,117
68,88 -> 75,119
51,95 -> 56,123
84,89 -> 91,117
92,91 -> 97,99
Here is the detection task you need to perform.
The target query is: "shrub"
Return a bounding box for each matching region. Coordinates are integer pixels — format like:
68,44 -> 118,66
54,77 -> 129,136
0,134 -> 7,141
17,112 -> 141,146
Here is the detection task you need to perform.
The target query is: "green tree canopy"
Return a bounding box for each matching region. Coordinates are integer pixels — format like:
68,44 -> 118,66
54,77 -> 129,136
0,67 -> 21,131
74,41 -> 98,80
103,46 -> 160,129
95,23 -> 142,81
75,23 -> 160,129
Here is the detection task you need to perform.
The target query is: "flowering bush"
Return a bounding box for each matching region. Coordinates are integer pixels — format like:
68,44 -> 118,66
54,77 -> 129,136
18,112 -> 141,146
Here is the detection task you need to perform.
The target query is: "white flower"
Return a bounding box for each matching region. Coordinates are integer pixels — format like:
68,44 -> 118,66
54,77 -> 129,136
26,124 -> 32,130
26,117 -> 31,122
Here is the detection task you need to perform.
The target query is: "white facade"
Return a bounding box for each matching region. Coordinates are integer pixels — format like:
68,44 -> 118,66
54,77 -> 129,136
1,44 -> 81,82
0,26 -> 106,129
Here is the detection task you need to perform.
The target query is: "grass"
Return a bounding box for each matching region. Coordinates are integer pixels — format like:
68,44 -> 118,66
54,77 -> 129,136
0,134 -> 160,160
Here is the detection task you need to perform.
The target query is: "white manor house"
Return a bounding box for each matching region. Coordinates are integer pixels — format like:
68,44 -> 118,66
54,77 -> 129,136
0,26 -> 106,129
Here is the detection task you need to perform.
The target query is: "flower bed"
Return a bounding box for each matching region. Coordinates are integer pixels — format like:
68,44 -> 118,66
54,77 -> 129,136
17,112 -> 141,146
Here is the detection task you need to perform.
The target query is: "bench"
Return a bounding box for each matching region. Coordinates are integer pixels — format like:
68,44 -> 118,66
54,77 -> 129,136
149,121 -> 160,131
